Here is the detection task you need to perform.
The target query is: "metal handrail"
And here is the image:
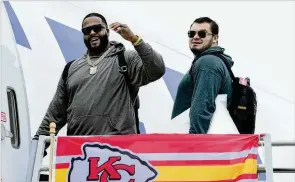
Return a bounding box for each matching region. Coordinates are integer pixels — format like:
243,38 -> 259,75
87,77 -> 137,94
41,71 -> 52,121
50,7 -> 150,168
258,139 -> 295,178
259,141 -> 295,147
258,165 -> 295,173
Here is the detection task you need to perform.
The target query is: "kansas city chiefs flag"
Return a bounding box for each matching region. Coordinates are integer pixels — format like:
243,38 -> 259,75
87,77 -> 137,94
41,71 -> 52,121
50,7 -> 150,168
54,134 -> 259,182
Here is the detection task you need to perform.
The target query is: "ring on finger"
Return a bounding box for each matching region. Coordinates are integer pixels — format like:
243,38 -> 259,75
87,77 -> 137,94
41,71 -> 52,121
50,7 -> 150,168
117,27 -> 123,32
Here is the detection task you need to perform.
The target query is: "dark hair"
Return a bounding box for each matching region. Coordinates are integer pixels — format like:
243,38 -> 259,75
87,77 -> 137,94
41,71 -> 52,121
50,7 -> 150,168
82,13 -> 108,28
190,17 -> 219,35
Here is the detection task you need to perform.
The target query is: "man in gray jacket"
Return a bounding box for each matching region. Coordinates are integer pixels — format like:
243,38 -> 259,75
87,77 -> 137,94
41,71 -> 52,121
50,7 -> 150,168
34,13 -> 165,139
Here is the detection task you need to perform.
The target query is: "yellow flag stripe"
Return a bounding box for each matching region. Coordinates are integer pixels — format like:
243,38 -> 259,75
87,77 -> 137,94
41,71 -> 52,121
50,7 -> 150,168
155,159 -> 257,181
55,159 -> 257,181
55,169 -> 67,182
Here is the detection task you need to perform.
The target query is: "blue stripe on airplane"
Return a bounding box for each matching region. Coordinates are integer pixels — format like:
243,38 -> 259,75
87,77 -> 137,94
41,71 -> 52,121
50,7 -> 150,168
46,17 -> 87,63
3,1 -> 31,49
3,3 -> 266,180
163,67 -> 184,101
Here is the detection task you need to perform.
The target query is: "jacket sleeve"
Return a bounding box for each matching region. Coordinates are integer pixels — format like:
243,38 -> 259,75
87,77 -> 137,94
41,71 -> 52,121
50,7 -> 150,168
189,56 -> 223,134
33,74 -> 68,140
125,40 -> 166,87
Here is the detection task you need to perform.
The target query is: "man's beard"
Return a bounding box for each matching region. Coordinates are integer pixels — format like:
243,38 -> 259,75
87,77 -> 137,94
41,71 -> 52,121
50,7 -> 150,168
190,38 -> 214,56
84,34 -> 109,55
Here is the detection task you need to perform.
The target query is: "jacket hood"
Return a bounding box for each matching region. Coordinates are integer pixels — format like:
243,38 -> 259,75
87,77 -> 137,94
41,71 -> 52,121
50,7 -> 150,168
108,41 -> 126,56
199,46 -> 234,67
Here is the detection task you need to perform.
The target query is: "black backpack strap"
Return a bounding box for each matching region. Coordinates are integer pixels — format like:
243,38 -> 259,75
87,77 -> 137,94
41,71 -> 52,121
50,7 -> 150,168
62,60 -> 75,111
118,50 -> 129,82
118,51 -> 138,103
62,60 -> 75,82
118,51 -> 140,134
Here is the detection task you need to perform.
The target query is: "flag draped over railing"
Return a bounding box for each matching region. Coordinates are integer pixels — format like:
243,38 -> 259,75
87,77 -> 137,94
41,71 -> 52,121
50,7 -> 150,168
54,134 -> 259,182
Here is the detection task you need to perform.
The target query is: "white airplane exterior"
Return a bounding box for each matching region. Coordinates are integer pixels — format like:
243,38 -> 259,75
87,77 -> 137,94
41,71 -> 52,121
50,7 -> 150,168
1,1 -> 294,182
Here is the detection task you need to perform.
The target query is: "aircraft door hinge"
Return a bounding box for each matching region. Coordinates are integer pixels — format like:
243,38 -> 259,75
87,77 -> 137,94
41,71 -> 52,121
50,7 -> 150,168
1,123 -> 13,140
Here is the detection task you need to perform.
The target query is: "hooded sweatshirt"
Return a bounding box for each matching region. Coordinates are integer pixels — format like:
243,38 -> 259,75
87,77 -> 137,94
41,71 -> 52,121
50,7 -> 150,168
34,40 -> 165,138
171,46 -> 234,134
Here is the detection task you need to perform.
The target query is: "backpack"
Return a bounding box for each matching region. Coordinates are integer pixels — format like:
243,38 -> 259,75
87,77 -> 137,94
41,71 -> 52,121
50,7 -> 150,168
62,50 -> 141,134
190,52 -> 257,134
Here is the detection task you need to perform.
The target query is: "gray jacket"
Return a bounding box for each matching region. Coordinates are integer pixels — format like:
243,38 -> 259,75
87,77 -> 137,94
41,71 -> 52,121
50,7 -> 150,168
34,40 -> 165,138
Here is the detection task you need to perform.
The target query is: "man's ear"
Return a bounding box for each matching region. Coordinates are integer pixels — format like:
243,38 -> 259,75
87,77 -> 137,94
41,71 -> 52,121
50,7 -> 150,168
106,28 -> 110,35
213,34 -> 219,44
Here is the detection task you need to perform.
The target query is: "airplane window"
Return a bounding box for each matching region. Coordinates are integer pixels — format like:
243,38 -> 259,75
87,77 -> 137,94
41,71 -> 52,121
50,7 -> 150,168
7,87 -> 20,149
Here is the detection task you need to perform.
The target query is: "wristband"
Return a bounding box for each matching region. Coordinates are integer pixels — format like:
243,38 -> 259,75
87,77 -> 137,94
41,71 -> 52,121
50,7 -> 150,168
132,35 -> 142,46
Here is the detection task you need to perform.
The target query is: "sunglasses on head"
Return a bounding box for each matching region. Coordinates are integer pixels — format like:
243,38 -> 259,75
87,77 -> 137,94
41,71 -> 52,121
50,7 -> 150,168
188,30 -> 210,39
82,24 -> 105,35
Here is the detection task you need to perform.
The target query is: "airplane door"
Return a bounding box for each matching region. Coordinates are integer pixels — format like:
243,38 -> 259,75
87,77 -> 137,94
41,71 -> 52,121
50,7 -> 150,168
1,2 -> 31,181
0,86 -> 22,182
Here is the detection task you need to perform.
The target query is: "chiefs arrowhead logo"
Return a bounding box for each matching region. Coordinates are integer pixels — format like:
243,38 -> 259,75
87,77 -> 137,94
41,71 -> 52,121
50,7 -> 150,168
68,143 -> 158,182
